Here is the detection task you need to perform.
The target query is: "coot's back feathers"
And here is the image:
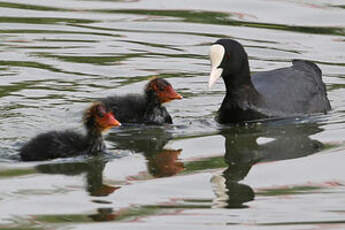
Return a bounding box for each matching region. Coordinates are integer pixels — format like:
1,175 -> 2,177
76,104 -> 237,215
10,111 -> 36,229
252,60 -> 330,115
208,39 -> 331,123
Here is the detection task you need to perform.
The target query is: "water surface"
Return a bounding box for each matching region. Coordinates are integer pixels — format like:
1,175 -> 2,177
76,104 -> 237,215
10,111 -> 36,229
0,0 -> 345,229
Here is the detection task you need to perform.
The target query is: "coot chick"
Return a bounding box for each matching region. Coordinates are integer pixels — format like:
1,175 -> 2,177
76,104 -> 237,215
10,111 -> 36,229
20,102 -> 121,161
208,39 -> 331,123
101,77 -> 182,125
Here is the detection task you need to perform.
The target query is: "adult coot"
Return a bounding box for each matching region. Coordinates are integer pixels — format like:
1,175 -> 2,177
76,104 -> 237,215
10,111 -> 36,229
208,39 -> 331,123
20,102 -> 121,161
101,77 -> 182,125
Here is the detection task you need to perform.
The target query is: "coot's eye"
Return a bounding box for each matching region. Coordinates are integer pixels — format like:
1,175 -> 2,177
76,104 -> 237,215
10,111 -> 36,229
225,52 -> 230,60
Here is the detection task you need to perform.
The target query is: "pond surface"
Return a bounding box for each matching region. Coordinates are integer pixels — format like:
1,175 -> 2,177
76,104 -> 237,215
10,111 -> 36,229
0,0 -> 345,229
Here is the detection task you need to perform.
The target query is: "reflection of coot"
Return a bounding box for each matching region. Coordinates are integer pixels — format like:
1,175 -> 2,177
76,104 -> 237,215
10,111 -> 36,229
225,182 -> 254,208
214,121 -> 324,208
36,158 -> 119,197
211,175 -> 254,208
108,127 -> 184,178
223,122 -> 324,181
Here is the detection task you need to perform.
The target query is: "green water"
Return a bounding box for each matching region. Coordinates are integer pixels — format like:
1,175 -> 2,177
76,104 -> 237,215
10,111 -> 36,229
0,0 -> 345,229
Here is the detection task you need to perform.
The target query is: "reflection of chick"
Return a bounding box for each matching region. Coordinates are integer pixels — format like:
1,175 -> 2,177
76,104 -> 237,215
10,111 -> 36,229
146,149 -> 184,178
35,159 -> 120,197
89,208 -> 118,222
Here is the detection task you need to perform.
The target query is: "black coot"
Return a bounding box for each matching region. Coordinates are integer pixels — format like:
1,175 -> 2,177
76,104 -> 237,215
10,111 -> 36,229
208,39 -> 331,123
101,77 -> 182,125
20,102 -> 120,161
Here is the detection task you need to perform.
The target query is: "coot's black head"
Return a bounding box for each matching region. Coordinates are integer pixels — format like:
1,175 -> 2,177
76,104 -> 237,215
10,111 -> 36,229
145,77 -> 183,103
84,102 -> 121,133
208,39 -> 250,88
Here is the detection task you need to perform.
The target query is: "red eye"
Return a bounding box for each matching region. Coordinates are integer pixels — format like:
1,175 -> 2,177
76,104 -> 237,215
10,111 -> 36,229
226,52 -> 230,59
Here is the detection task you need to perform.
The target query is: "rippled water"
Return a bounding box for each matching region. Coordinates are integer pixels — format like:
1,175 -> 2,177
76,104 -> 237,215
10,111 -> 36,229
1,0 -> 345,229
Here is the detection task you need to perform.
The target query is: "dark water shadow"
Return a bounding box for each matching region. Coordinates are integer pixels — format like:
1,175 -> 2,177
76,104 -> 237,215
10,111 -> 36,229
213,120 -> 325,208
36,157 -> 120,197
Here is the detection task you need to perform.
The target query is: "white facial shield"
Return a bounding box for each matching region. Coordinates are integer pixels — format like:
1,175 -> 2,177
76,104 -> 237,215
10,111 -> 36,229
208,44 -> 225,88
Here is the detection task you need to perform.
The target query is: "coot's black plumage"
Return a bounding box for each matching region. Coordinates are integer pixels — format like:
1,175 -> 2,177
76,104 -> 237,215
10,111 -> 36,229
101,78 -> 182,125
208,39 -> 331,123
20,102 -> 120,161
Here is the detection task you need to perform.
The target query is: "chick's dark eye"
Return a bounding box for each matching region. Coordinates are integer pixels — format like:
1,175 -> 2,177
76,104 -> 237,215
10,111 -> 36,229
96,105 -> 106,118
